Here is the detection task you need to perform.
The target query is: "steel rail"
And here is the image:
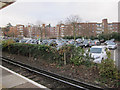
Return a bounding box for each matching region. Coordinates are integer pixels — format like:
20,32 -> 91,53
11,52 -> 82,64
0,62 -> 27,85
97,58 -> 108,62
1,57 -> 103,90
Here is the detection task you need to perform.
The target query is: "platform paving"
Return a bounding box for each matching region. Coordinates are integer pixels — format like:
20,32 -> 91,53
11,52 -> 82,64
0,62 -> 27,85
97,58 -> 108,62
0,65 -> 48,89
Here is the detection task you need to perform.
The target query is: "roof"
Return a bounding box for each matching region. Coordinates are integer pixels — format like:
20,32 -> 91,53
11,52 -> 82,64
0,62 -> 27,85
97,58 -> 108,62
0,0 -> 16,9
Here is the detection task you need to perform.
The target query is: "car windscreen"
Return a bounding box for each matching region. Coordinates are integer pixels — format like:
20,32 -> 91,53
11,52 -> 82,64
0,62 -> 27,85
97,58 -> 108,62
108,42 -> 115,45
90,48 -> 102,53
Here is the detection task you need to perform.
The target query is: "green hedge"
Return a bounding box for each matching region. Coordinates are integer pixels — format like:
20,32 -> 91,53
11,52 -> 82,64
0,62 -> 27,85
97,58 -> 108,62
63,36 -> 82,39
2,40 -> 77,64
2,42 -> 59,62
2,40 -> 92,65
92,32 -> 120,41
63,32 -> 120,41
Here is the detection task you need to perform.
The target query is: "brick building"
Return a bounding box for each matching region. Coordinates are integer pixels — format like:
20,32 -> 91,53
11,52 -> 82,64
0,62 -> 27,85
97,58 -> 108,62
33,19 -> 120,39
16,24 -> 24,37
7,19 -> 120,39
9,24 -> 24,38
62,19 -> 120,37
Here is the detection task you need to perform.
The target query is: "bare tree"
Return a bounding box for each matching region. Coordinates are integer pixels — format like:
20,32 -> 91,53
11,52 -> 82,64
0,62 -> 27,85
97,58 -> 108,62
36,20 -> 43,41
65,15 -> 82,41
57,20 -> 64,39
23,27 -> 29,37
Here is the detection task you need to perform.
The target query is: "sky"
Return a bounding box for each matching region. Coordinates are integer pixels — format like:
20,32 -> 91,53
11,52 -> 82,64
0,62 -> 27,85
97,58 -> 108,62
0,0 -> 119,27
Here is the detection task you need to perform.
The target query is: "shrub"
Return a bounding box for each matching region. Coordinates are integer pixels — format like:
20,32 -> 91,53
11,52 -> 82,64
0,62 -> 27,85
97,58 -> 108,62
70,47 -> 84,65
2,41 -> 58,63
70,47 -> 93,67
58,45 -> 76,65
98,50 -> 119,79
2,39 -> 15,52
2,39 -> 15,47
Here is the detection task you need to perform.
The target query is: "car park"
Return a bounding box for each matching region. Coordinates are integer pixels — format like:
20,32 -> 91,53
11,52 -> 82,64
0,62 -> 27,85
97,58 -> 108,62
89,46 -> 107,63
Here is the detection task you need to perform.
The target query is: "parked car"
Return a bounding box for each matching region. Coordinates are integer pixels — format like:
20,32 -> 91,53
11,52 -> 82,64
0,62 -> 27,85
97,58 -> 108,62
100,39 -> 105,43
69,40 -> 77,45
82,40 -> 89,47
19,39 -> 28,43
31,39 -> 39,44
56,42 -> 66,50
89,46 -> 107,63
48,40 -> 57,47
110,39 -> 115,42
14,38 -> 19,43
25,39 -> 33,44
104,39 -> 115,45
94,40 -> 100,45
75,42 -> 84,48
42,40 -> 49,45
76,38 -> 82,43
104,40 -> 110,45
107,42 -> 117,50
89,40 -> 95,47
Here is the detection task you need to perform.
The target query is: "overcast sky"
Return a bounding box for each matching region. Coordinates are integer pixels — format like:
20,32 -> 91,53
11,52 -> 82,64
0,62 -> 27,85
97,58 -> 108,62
0,0 -> 119,27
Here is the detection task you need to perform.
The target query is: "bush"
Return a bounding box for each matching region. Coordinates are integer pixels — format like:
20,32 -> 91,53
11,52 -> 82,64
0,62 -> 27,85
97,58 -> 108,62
63,36 -> 74,39
2,41 -> 58,63
2,39 -> 15,47
70,47 -> 93,67
98,32 -> 120,41
2,39 -> 15,52
63,36 -> 82,39
98,50 -> 119,79
58,45 -> 76,65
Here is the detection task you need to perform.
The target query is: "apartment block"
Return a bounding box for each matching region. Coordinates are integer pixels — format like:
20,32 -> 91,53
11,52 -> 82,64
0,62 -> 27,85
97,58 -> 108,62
62,19 -> 120,37
9,24 -> 24,38
7,19 -> 120,39
16,24 -> 24,37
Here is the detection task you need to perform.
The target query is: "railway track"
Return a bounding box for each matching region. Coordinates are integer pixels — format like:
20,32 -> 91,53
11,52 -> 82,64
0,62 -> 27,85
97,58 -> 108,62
1,57 -> 103,90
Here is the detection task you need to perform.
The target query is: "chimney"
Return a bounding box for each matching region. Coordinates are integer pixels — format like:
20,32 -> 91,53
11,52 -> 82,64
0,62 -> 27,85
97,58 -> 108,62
102,19 -> 108,34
